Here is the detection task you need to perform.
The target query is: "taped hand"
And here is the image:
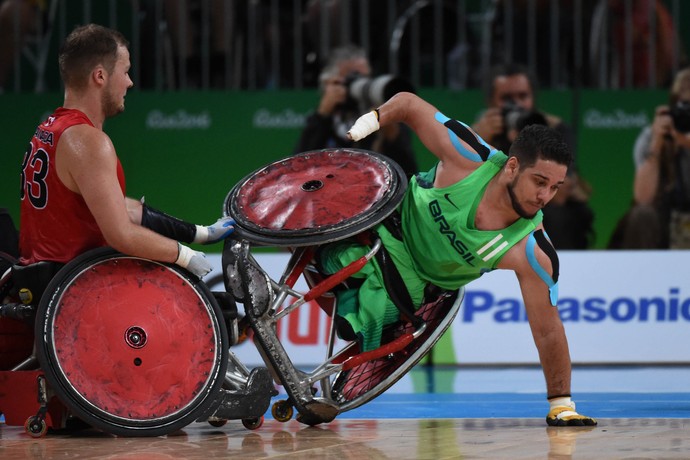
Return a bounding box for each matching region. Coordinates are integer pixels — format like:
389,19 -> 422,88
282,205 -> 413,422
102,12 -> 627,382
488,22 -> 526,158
347,110 -> 380,141
175,243 -> 213,278
194,216 -> 235,244
546,397 -> 597,427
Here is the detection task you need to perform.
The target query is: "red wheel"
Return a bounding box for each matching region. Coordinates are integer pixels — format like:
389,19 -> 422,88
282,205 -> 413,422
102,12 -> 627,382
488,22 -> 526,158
225,148 -> 407,246
35,248 -> 229,437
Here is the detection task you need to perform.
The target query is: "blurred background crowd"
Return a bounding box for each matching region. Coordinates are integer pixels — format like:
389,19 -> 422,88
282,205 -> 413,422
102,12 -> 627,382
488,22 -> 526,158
1,0 -> 690,252
1,0 -> 687,93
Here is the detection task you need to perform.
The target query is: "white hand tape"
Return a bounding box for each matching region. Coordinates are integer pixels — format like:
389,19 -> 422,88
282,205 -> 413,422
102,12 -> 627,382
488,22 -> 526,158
348,111 -> 380,141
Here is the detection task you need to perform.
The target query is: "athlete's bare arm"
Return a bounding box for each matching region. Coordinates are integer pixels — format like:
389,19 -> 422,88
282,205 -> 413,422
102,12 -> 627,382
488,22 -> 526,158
502,240 -> 596,425
351,92 -> 492,187
498,236 -> 571,398
56,124 -> 179,263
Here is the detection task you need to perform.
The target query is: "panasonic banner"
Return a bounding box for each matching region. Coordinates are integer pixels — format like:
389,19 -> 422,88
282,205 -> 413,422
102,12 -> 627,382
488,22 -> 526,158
205,250 -> 690,367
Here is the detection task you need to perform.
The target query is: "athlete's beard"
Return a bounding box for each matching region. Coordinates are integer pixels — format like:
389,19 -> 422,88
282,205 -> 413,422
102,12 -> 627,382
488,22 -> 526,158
102,89 -> 124,118
507,175 -> 538,219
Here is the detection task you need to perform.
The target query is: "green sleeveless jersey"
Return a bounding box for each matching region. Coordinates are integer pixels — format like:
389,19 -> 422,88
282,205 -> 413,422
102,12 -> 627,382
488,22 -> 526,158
399,152 -> 542,290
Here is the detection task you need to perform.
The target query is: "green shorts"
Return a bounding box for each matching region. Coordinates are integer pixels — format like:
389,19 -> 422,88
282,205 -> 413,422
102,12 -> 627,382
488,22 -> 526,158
319,225 -> 427,351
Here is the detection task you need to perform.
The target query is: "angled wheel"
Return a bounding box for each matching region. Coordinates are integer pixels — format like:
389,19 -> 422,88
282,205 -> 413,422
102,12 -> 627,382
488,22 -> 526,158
330,288 -> 464,412
224,148 -> 407,246
35,248 -> 229,437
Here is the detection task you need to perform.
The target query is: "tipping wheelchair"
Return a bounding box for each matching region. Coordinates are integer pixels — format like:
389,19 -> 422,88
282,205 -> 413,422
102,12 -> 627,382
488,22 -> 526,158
221,148 -> 464,425
0,148 -> 464,436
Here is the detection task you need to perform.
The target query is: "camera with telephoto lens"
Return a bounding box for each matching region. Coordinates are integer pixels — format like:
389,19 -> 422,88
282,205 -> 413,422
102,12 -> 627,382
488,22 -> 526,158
670,100 -> 690,133
343,73 -> 415,112
501,100 -> 548,134
501,100 -> 527,133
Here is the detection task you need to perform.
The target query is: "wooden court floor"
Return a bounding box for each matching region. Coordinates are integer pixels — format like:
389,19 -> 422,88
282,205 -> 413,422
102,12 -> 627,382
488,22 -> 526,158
3,366 -> 689,459
1,417 -> 688,459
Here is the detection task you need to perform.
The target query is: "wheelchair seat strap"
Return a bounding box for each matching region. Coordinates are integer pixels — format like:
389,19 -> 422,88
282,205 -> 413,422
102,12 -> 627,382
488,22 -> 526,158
373,241 -> 423,328
381,209 -> 404,241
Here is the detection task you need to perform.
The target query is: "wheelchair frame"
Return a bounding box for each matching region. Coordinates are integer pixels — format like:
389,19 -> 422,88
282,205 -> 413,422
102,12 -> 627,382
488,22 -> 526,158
0,148 -> 464,435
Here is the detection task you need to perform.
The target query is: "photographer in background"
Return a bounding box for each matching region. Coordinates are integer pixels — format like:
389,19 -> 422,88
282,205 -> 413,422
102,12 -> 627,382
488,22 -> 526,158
473,63 -> 576,166
293,44 -> 419,178
609,68 -> 690,249
473,63 -> 594,249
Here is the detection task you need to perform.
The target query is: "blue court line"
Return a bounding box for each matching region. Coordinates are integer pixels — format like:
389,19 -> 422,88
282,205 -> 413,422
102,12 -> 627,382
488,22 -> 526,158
2,393 -> 687,426
332,393 -> 690,419
262,393 -> 690,420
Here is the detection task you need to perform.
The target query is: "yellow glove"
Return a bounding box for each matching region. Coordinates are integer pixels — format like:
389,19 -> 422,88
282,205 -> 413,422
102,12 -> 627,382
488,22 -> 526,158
546,396 -> 597,427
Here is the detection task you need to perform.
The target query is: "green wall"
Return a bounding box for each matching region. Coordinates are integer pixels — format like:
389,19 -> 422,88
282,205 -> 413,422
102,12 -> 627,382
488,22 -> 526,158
0,89 -> 665,248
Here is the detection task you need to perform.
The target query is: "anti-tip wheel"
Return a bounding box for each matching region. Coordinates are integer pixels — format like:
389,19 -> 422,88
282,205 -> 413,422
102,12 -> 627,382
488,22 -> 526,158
242,416 -> 264,430
208,418 -> 228,428
271,400 -> 294,422
25,416 -> 48,438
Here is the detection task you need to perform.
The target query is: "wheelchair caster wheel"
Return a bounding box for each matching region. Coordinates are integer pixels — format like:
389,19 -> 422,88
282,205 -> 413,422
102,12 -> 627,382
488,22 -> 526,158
208,418 -> 227,428
271,400 -> 294,422
25,416 -> 48,438
242,416 -> 264,430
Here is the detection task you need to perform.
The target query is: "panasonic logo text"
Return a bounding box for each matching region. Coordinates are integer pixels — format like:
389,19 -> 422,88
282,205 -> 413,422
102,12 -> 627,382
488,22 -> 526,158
462,288 -> 690,323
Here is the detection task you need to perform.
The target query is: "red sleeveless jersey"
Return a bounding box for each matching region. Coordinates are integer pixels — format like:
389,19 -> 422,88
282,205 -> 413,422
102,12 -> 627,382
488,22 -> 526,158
19,108 -> 126,265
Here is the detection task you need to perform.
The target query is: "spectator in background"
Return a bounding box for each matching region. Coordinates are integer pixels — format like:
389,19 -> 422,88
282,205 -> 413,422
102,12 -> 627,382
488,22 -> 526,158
609,68 -> 690,248
293,44 -> 419,178
161,0 -> 232,89
472,63 -> 594,249
0,0 -> 42,92
489,0 -> 585,88
606,0 -> 685,88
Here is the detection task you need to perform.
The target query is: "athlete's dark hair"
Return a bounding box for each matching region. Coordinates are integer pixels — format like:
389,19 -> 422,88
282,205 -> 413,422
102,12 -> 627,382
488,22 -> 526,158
509,124 -> 572,170
59,23 -> 129,89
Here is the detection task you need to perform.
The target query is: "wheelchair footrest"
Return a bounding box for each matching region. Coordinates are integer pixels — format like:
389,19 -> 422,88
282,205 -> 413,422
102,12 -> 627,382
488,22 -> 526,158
198,367 -> 277,422
296,398 -> 340,425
